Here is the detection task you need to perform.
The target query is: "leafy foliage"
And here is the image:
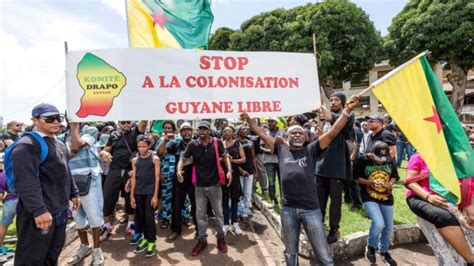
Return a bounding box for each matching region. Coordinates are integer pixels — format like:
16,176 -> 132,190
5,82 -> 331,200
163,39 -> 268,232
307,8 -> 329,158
209,0 -> 382,95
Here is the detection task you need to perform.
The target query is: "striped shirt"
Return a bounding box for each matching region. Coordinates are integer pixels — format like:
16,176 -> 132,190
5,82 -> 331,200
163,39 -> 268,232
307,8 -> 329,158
58,125 -> 102,176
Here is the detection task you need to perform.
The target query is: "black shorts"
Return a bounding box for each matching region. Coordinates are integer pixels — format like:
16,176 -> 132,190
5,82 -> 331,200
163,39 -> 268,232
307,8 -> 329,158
406,195 -> 459,228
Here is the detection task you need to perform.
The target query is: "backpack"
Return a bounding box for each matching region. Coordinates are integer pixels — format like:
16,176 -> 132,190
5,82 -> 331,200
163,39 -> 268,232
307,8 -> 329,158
3,131 -> 49,194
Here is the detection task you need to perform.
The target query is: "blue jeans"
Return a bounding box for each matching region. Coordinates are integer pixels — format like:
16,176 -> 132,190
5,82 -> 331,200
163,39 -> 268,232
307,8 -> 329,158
363,201 -> 393,252
239,175 -> 254,218
396,140 -> 413,167
281,206 -> 334,266
265,163 -> 280,203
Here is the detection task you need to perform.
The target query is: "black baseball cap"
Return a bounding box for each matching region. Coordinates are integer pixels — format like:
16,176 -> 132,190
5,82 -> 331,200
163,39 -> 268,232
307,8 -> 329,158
365,114 -> 384,124
198,121 -> 210,129
370,141 -> 391,162
32,103 -> 61,118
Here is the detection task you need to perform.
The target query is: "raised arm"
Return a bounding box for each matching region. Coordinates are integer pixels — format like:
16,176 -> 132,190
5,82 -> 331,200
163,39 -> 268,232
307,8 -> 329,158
138,120 -> 148,134
319,95 -> 359,150
241,113 -> 275,151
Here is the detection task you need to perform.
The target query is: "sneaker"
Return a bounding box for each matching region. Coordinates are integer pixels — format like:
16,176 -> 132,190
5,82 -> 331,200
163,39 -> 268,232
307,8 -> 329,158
166,231 -> 180,242
68,244 -> 92,264
124,225 -> 135,235
232,223 -> 242,235
99,224 -> 114,242
91,248 -> 105,266
129,232 -> 143,245
191,240 -> 207,256
145,243 -> 156,258
183,219 -> 192,227
134,239 -> 148,254
327,228 -> 340,244
380,251 -> 397,266
223,225 -> 230,234
0,246 -> 14,254
217,237 -> 228,253
365,246 -> 376,264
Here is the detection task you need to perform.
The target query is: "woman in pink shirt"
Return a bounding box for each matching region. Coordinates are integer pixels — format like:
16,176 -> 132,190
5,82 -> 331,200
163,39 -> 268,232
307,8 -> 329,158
404,153 -> 474,265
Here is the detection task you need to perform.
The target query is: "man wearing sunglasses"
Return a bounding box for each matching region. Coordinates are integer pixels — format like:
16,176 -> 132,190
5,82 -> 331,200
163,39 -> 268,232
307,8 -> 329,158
99,119 -> 147,241
11,103 -> 80,264
0,121 -> 23,148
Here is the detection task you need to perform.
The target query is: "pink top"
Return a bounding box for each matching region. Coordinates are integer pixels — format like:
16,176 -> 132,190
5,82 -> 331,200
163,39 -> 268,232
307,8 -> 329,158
406,154 -> 473,209
406,154 -> 433,198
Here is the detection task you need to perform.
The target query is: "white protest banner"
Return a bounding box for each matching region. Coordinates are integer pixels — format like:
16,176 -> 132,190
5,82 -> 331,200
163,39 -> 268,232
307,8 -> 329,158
66,48 -> 320,121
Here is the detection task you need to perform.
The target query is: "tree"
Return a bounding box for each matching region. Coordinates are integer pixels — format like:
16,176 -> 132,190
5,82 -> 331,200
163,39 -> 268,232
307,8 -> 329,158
209,0 -> 382,98
209,27 -> 235,50
384,0 -> 474,114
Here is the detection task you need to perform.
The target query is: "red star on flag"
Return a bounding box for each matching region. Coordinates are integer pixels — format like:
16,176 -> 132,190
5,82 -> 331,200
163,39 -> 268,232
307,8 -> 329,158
423,106 -> 442,133
151,12 -> 171,29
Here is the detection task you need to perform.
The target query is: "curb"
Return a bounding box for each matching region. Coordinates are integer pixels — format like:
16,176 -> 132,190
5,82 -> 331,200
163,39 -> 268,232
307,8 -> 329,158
65,222 -> 79,247
252,193 -> 427,260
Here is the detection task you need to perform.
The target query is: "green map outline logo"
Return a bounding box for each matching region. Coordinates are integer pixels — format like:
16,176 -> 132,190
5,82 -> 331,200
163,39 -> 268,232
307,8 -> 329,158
75,52 -> 127,118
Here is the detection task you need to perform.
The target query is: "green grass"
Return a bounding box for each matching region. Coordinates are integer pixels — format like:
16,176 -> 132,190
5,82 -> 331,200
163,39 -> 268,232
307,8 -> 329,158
255,164 -> 417,237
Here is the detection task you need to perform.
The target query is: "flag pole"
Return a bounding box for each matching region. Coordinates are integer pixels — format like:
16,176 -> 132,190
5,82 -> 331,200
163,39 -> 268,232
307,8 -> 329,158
124,0 -> 131,48
357,51 -> 427,97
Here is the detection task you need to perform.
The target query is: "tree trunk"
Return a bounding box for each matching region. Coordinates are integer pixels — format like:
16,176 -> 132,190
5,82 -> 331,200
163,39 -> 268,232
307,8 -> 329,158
447,62 -> 468,115
320,78 -> 335,101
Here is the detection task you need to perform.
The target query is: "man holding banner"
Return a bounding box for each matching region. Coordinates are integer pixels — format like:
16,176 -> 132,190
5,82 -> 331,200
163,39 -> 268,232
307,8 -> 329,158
242,94 -> 359,266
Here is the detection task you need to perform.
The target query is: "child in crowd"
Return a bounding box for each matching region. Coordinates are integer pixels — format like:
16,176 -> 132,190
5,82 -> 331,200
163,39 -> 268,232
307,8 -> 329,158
130,135 -> 161,258
354,141 -> 399,266
0,156 -> 17,255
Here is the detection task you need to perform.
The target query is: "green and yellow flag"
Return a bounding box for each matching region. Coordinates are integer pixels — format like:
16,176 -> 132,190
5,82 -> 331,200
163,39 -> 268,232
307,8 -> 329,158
371,53 -> 474,204
126,0 -> 214,49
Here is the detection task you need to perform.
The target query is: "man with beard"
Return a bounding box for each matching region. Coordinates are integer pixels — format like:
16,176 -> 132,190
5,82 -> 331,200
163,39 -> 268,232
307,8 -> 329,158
316,92 -> 355,243
241,94 -> 359,266
99,120 -> 147,241
157,122 -> 197,242
177,121 -> 232,256
364,115 -> 396,157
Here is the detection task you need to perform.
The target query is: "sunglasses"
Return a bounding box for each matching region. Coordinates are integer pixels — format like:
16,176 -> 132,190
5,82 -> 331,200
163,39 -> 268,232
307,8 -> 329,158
120,121 -> 132,125
40,115 -> 63,123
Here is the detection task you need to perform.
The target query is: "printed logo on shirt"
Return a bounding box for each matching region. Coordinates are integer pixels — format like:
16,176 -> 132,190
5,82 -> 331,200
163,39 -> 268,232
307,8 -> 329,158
367,169 -> 390,201
283,156 -> 307,167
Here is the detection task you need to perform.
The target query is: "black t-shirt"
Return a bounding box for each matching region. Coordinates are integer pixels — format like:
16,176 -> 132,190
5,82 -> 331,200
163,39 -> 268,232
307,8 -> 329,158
167,140 -> 193,185
182,138 -> 225,187
1,132 -> 19,145
240,139 -> 255,174
365,129 -> 397,153
315,112 -> 354,179
353,155 -> 399,205
106,127 -> 142,170
274,141 -> 323,210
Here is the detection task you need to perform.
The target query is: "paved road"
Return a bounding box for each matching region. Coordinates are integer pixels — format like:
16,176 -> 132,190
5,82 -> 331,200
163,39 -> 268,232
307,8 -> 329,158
59,214 -> 272,265
58,207 -> 438,265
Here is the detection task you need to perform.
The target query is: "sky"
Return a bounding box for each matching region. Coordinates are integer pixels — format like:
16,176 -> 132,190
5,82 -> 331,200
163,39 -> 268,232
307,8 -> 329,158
0,0 -> 407,124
